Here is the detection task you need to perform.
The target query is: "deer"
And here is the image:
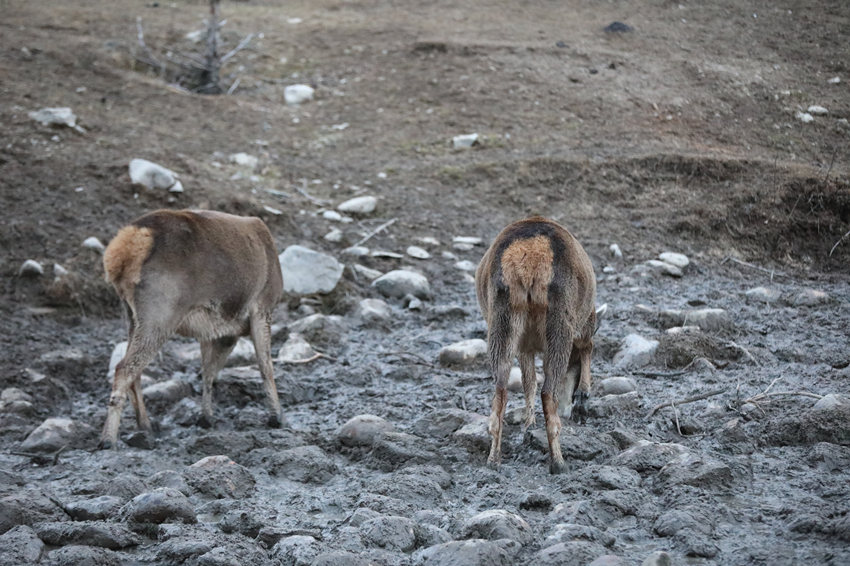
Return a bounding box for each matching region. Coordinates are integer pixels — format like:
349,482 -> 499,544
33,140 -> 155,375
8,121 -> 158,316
475,216 -> 599,474
98,209 -> 284,449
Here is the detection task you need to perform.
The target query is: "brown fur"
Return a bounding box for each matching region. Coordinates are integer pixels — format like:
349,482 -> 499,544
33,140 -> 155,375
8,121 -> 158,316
475,216 -> 597,474
99,209 -> 284,449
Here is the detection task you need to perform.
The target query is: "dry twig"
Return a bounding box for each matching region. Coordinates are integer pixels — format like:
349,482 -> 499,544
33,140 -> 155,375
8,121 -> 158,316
283,352 -> 335,364
721,256 -> 787,279
354,218 -> 398,246
646,388 -> 727,418
294,179 -> 331,206
378,351 -> 435,367
829,229 -> 850,257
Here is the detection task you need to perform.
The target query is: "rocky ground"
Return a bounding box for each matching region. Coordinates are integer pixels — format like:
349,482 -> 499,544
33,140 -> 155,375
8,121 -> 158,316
1,1 -> 849,565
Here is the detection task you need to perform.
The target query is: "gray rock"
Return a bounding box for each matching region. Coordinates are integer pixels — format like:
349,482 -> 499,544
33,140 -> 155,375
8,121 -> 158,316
338,196 -> 377,214
745,286 -> 781,303
414,523 -> 453,547
611,441 -> 690,473
0,388 -> 34,415
454,260 -> 478,271
368,432 -> 437,471
644,259 -> 683,277
120,488 -> 196,525
141,379 -> 192,405
324,228 -> 343,242
129,158 -> 182,192
360,515 -> 417,551
453,417 -> 490,453
224,337 -> 256,366
372,270 -> 431,299
20,417 -> 93,452
229,152 -> 258,170
543,523 -> 615,548
336,414 -> 395,447
284,84 -> 315,105
653,509 -> 707,537
45,545 -> 121,566
66,496 -> 124,521
277,333 -> 316,363
289,313 -> 346,346
103,473 -> 148,501
439,339 -> 488,367
355,298 -> 392,325
272,535 -> 321,566
343,245 -> 370,256
407,245 -> 431,259
534,541 -> 609,565
28,107 -> 78,128
183,455 -> 255,499
19,259 -> 44,277
312,550 -> 372,566
265,445 -> 338,483
352,263 -> 383,281
589,556 -> 628,566
453,236 -> 483,246
461,509 -> 534,546
597,377 -> 637,396
658,308 -> 731,331
793,288 -> 830,306
0,525 -> 44,564
587,391 -> 641,418
612,334 -> 659,369
808,104 -> 829,115
35,521 -> 141,550
279,245 -> 344,294
413,408 -> 484,438
657,453 -> 733,489
813,393 -> 850,412
642,550 -> 673,566
414,539 -> 519,566
148,470 -> 190,495
658,252 -> 689,268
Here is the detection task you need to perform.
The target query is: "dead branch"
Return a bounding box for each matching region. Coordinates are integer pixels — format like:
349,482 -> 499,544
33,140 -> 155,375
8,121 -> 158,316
226,77 -> 241,95
221,33 -> 255,63
354,218 -> 398,246
721,256 -> 787,279
727,341 -> 760,366
283,352 -> 336,364
671,401 -> 683,436
294,179 -> 331,206
378,351 -> 435,367
646,387 -> 727,418
829,229 -> 850,257
746,390 -> 823,404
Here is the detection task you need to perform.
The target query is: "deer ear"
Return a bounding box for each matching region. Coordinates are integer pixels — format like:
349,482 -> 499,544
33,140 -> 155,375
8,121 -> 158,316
594,303 -> 608,335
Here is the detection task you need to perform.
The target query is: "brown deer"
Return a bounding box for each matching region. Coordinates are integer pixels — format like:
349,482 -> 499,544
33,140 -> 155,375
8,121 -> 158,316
475,216 -> 598,474
98,209 -> 284,449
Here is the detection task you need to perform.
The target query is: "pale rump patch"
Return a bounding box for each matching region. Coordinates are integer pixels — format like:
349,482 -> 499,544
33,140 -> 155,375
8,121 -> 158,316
102,225 -> 153,304
500,235 -> 554,309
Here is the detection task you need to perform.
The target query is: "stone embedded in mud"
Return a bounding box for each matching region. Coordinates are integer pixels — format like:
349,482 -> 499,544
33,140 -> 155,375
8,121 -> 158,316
407,245 -> 431,259
0,387 -> 34,415
338,195 -> 378,215
141,379 -> 193,405
543,523 -> 616,548
35,521 -> 141,550
29,106 -> 78,127
20,417 -> 93,452
438,339 -> 488,367
586,391 -> 641,419
265,445 -> 338,483
360,515 -> 418,552
183,455 -> 255,499
0,525 -> 44,564
589,556 -> 629,566
372,269 -> 431,300
45,545 -> 122,566
812,393 -> 850,412
535,540 -> 610,566
412,408 -> 484,438
289,313 -> 347,346
18,259 -> 44,277
413,538 -> 519,566
129,158 -> 182,192
792,288 -> 830,306
653,508 -> 710,537
764,403 -> 850,446
355,298 -> 393,326
642,550 -> 673,566
65,496 -> 124,521
454,259 -> 478,271
279,245 -> 344,295
658,252 -> 689,269
313,550 -> 374,566
103,473 -> 148,502
277,332 -> 317,363
597,376 -> 637,396
644,259 -> 683,277
368,432 -> 437,472
336,414 -> 395,447
149,470 -> 191,496
452,417 -> 490,453
611,441 -> 690,473
744,286 -> 781,303
120,488 -> 197,525
658,308 -> 732,332
461,509 -> 534,546
271,535 -> 321,566
612,334 -> 659,369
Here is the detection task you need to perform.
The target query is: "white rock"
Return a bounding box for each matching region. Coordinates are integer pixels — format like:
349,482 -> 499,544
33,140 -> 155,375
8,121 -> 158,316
284,84 -> 315,105
807,105 -> 828,115
658,252 -> 689,268
439,339 -> 488,367
609,243 -> 623,259
279,245 -> 344,294
613,334 -> 659,369
406,246 -> 431,259
793,288 -> 829,306
452,133 -> 479,148
645,259 -> 683,277
453,242 -> 475,251
417,237 -> 441,246
336,414 -> 395,447
453,236 -> 483,246
371,250 -> 403,259
82,237 -> 105,252
324,228 -> 343,243
226,338 -> 256,366
355,298 -> 392,324
277,333 -> 316,363
828,76 -> 841,84
323,210 -> 343,221
338,196 -> 377,215
229,152 -> 258,169
352,264 -> 383,281
168,180 -> 184,194
442,251 -> 459,260
744,286 -> 781,303
53,264 -> 69,278
659,308 -> 731,331
342,246 -> 370,257
407,296 -> 423,310
21,417 -> 86,452
455,260 -> 477,271
28,107 -> 77,127
129,158 -> 181,192
19,259 -> 44,276
263,205 -> 282,216
597,376 -> 637,396
795,111 -> 814,123
372,270 -> 431,299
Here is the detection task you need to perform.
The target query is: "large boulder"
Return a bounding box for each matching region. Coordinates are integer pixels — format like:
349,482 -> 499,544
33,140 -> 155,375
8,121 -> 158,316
279,246 -> 344,294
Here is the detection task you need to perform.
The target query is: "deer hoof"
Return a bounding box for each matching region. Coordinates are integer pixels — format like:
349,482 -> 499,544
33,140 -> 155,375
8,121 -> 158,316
267,411 -> 284,429
571,392 -> 589,424
96,438 -> 116,451
197,414 -> 214,429
549,458 -> 568,475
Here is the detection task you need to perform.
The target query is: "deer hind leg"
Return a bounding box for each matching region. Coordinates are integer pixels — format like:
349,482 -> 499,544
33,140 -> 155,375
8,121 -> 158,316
570,337 -> 593,424
128,376 -> 152,434
486,288 -> 515,470
556,347 -> 581,421
250,310 -> 283,428
542,313 -> 573,475
198,336 -> 238,428
99,330 -> 168,449
519,351 -> 537,431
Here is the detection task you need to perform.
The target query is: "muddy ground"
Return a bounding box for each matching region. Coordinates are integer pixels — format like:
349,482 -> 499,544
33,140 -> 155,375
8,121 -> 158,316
1,1 -> 849,564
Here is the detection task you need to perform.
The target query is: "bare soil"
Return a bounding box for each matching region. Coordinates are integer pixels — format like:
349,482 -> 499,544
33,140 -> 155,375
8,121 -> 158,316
1,1 -> 849,565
